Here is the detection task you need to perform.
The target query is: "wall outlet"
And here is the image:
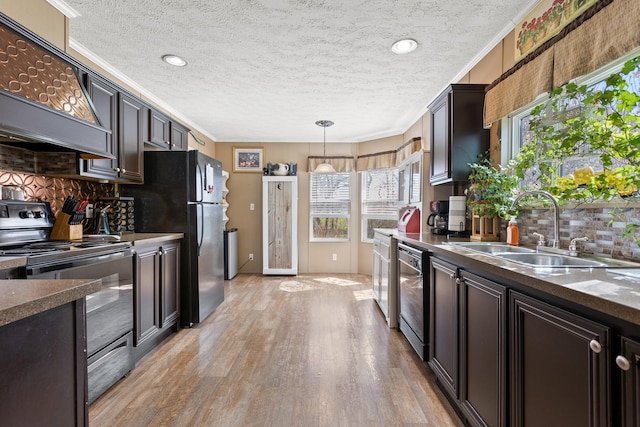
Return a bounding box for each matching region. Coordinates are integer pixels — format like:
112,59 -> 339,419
332,253 -> 337,261
249,253 -> 254,261
85,204 -> 94,219
249,203 -> 255,211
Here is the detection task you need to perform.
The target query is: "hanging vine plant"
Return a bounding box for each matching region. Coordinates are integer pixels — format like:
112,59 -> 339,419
512,54 -> 640,241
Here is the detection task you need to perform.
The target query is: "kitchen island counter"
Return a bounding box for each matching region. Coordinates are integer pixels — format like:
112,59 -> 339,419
394,232 -> 640,328
0,278 -> 102,327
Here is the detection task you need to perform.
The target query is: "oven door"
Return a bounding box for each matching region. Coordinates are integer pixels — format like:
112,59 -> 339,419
27,250 -> 134,356
397,243 -> 427,359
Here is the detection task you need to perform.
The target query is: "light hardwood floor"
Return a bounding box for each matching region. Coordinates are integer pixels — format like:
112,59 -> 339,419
89,274 -> 463,426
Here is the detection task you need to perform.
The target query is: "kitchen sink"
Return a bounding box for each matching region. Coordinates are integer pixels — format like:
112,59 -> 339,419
495,252 -> 608,268
451,242 -> 537,254
449,241 -> 621,268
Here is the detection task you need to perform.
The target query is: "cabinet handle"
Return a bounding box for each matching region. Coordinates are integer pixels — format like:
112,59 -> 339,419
114,167 -> 120,172
121,169 -> 126,173
589,339 -> 602,353
166,140 -> 171,146
455,278 -> 461,285
616,355 -> 631,371
449,273 -> 455,280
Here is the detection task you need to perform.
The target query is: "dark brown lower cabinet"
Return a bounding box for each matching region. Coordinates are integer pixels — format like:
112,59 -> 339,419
0,301 -> 87,426
429,258 -> 507,427
134,241 -> 180,360
510,291 -> 610,427
160,243 -> 180,327
619,337 -> 640,427
429,258 -> 459,399
459,271 -> 507,427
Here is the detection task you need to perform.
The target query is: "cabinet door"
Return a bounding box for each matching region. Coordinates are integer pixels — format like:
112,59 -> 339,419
460,271 -> 507,427
83,74 -> 118,179
510,291 -> 610,427
135,247 -> 160,346
148,109 -> 171,148
619,337 -> 640,427
372,240 -> 382,303
170,121 -> 188,151
429,257 -> 459,398
429,92 -> 450,185
160,243 -> 180,327
380,251 -> 390,318
118,93 -> 144,182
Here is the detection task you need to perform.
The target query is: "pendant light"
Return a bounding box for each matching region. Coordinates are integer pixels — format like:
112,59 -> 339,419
314,120 -> 336,173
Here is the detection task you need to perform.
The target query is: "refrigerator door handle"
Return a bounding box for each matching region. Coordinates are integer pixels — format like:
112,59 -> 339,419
195,161 -> 204,202
197,203 -> 204,256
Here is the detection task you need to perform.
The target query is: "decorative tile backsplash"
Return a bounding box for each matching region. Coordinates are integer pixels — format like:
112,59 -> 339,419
0,144 -> 113,213
514,205 -> 640,261
0,169 -> 114,214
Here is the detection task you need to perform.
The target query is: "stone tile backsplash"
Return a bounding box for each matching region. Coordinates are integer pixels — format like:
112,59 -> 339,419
514,205 -> 640,261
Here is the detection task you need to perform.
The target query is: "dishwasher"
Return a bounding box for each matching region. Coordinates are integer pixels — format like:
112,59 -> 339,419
397,242 -> 429,360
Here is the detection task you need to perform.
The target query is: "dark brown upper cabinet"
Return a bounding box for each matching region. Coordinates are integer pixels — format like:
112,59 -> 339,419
81,73 -> 143,183
429,84 -> 489,185
146,108 -> 188,151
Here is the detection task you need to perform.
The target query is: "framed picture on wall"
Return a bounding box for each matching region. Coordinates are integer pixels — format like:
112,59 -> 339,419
233,147 -> 264,172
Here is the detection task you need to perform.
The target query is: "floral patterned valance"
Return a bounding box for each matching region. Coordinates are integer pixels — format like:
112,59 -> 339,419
484,0 -> 640,127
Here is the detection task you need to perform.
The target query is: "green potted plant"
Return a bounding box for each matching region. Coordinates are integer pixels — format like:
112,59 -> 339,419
465,158 -> 518,241
466,158 -> 518,218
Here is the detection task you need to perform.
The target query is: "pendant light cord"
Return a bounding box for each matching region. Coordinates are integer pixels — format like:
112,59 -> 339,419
315,119 -> 334,163
323,125 -> 327,162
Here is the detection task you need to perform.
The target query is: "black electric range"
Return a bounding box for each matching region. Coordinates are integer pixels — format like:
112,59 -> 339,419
0,200 -> 130,271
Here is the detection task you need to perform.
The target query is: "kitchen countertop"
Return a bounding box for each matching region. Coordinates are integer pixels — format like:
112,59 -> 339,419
0,278 -> 102,327
393,231 -> 640,327
0,233 -> 182,328
0,256 -> 27,271
119,232 -> 184,246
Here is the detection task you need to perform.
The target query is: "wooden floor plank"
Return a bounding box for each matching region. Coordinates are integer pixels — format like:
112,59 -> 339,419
89,273 -> 463,426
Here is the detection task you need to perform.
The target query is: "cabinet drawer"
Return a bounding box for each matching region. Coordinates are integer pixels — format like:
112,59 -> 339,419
88,331 -> 134,404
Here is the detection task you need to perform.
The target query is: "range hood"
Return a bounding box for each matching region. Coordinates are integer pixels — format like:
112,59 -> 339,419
0,15 -> 113,160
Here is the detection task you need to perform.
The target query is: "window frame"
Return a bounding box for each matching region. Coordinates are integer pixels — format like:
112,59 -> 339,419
360,167 -> 400,243
309,171 -> 352,242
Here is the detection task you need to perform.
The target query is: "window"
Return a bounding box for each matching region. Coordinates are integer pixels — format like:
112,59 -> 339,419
309,172 -> 351,241
361,168 -> 399,242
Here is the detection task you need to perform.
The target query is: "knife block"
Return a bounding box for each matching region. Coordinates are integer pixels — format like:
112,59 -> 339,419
51,212 -> 83,241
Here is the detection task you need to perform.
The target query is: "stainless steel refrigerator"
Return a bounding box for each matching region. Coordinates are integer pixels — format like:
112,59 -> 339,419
123,150 -> 224,327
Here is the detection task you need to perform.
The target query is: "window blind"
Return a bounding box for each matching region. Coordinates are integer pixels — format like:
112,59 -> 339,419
310,173 -> 351,216
361,169 -> 398,216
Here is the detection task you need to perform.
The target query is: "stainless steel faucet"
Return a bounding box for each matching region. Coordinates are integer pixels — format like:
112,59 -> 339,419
569,237 -> 589,257
510,190 -> 560,248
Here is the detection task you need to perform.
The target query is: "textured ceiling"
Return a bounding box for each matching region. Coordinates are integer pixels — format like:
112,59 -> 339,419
58,0 -> 535,143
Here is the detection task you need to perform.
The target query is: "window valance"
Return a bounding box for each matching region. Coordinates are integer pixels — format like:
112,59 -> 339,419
355,150 -> 396,171
307,156 -> 356,173
395,137 -> 422,165
356,137 -> 422,171
484,0 -> 639,127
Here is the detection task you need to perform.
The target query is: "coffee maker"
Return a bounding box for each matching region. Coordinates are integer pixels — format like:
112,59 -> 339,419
426,200 -> 450,234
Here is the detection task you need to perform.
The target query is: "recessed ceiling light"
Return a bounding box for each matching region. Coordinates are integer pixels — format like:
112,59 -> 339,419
391,39 -> 418,55
162,54 -> 188,67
